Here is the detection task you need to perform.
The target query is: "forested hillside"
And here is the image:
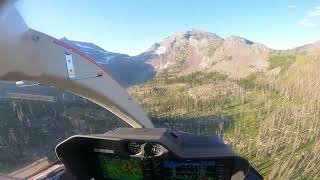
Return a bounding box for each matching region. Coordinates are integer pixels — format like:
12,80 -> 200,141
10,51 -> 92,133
128,52 -> 320,179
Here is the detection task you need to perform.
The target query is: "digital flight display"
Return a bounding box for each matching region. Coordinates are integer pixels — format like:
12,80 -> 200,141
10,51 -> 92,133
97,153 -> 230,179
162,160 -> 219,179
98,154 -> 143,180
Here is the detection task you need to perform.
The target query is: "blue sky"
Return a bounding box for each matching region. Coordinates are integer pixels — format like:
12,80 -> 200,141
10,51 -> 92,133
16,0 -> 320,55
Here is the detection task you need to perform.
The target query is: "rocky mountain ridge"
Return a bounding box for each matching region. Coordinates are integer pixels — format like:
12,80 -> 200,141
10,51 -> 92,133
63,29 -> 319,86
146,29 -> 271,77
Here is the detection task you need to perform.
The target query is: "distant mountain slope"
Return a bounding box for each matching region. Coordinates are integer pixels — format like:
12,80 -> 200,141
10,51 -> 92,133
61,38 -> 155,87
296,40 -> 320,56
145,29 -> 271,77
61,38 -> 130,65
145,29 -> 225,73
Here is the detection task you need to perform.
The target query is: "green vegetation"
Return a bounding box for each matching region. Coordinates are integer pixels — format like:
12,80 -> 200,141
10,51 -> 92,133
151,71 -> 228,86
268,52 -> 297,71
129,53 -> 320,179
238,73 -> 257,89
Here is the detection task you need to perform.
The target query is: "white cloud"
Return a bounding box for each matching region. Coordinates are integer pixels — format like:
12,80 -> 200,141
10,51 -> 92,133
308,6 -> 320,16
299,18 -> 318,28
287,5 -> 297,9
298,6 -> 320,28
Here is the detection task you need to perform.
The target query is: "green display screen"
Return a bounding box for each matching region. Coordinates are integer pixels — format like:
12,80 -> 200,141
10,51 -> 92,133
98,154 -> 143,180
162,160 -> 217,179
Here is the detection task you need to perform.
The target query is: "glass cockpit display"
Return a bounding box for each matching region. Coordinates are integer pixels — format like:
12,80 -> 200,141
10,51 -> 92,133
97,152 -> 231,180
161,160 -> 218,179
98,154 -> 143,180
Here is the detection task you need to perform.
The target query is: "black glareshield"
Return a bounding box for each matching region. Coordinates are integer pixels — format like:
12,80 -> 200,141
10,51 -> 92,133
56,128 -> 262,180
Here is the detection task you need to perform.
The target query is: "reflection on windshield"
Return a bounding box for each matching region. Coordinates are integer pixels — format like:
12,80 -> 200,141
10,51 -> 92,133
0,82 -> 128,177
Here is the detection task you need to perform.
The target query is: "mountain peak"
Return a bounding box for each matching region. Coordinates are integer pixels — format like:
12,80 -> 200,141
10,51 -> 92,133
226,36 -> 254,45
60,37 -> 69,42
145,29 -> 224,57
187,28 -> 212,35
161,29 -> 223,41
184,29 -> 223,40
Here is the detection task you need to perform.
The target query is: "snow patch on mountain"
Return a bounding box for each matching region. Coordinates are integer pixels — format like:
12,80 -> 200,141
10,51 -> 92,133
74,43 -> 95,50
155,46 -> 167,55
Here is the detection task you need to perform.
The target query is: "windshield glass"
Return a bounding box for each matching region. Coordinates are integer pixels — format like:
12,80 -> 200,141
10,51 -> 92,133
0,82 -> 129,177
1,0 -> 320,179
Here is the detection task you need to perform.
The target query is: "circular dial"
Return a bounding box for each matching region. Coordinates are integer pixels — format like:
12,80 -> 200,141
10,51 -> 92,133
144,143 -> 163,157
127,142 -> 143,155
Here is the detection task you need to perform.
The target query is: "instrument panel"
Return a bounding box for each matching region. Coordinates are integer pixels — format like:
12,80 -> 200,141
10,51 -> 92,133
55,128 -> 261,180
96,153 -> 234,180
97,154 -> 142,179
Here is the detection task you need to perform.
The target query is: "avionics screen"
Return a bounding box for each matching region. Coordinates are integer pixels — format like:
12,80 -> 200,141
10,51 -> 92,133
98,154 -> 143,180
162,160 -> 219,179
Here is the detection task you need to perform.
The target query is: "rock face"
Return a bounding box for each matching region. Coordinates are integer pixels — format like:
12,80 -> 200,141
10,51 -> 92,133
208,36 -> 270,77
146,30 -> 271,77
145,29 -> 225,73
